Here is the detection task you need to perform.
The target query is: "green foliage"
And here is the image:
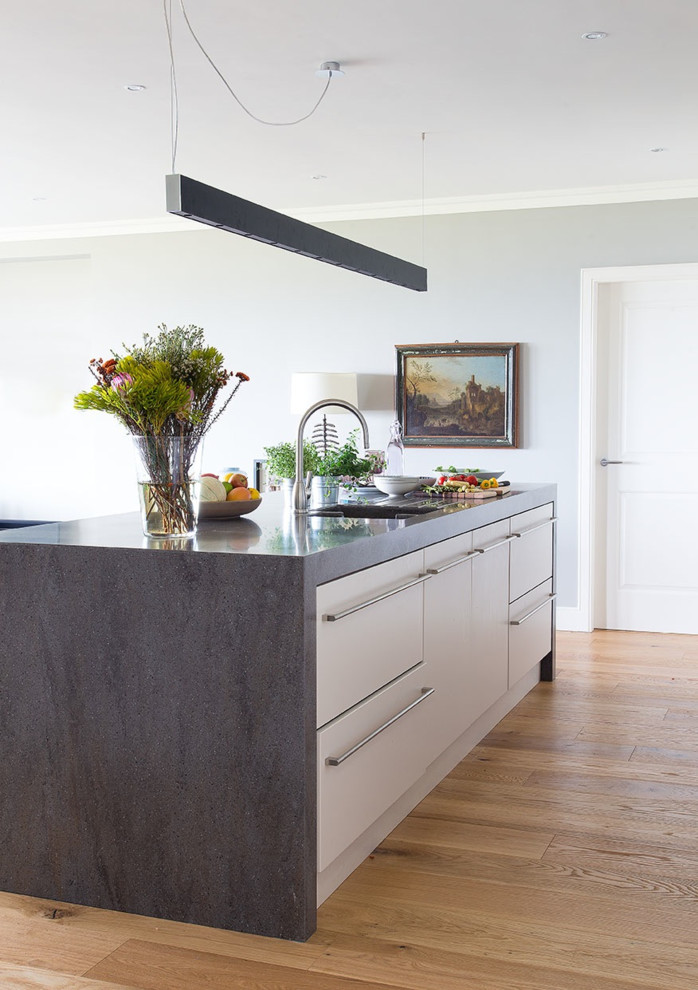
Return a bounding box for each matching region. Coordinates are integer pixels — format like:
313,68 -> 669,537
318,430 -> 374,481
74,324 -> 247,441
263,440 -> 321,480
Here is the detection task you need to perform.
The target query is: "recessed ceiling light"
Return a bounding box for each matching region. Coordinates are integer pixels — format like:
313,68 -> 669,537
124,84 -> 147,92
312,174 -> 327,181
650,147 -> 667,153
582,31 -> 608,40
32,196 -> 47,202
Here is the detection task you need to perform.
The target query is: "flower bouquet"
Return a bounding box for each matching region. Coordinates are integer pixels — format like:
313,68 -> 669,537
74,324 -> 249,538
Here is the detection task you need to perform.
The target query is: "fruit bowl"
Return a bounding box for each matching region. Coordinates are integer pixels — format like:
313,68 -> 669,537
198,497 -> 262,520
373,475 -> 435,497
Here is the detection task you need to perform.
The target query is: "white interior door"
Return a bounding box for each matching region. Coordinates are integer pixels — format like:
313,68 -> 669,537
596,279 -> 698,634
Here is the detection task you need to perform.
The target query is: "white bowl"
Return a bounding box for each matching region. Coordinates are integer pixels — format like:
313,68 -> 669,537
373,475 -> 432,497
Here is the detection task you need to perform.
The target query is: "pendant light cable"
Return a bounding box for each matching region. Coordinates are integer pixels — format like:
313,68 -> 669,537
164,0 -> 179,173
421,131 -> 426,267
166,0 -> 334,139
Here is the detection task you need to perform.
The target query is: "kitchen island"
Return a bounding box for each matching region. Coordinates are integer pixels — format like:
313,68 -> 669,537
0,484 -> 556,941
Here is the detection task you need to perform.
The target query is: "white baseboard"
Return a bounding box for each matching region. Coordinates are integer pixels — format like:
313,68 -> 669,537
556,605 -> 592,632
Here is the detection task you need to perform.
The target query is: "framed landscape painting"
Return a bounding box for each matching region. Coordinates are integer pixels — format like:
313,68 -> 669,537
395,342 -> 520,448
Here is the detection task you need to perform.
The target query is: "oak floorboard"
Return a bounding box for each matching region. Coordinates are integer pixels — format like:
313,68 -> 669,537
316,894 -> 698,990
541,833 -> 698,881
333,856 -> 698,946
414,777 -> 698,850
84,938 -> 395,990
630,745 -> 698,766
465,746 -> 698,790
0,892 -> 330,972
0,963 -> 132,990
382,815 -> 554,859
523,766 -> 698,802
308,932 -> 658,990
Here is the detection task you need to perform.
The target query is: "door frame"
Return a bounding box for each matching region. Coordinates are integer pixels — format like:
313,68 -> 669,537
577,261 -> 698,632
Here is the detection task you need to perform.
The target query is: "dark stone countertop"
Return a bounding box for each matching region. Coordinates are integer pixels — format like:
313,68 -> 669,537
0,483 -> 557,585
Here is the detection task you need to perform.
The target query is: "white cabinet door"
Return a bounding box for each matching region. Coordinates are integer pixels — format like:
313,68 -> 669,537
470,521 -> 512,718
509,579 -> 554,686
509,503 -> 555,604
423,532 -> 477,763
317,664 -> 434,871
316,550 -> 426,727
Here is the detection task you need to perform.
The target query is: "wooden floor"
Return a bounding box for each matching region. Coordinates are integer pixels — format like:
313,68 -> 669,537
2,629 -> 698,990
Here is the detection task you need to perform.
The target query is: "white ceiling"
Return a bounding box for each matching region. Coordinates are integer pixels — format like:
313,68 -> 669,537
4,0 -> 698,236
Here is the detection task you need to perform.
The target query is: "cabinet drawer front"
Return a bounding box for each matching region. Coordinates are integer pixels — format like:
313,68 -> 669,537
317,665 -> 433,871
509,503 -> 555,603
317,551 -> 425,727
509,578 -> 554,686
423,532 -> 473,573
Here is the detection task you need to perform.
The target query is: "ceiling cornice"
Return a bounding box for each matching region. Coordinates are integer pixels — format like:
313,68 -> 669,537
2,179 -> 698,243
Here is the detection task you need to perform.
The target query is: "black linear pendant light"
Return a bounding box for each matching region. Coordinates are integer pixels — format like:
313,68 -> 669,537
163,4 -> 426,291
166,174 -> 428,292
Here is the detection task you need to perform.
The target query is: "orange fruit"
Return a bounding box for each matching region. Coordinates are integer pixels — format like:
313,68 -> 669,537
227,487 -> 251,501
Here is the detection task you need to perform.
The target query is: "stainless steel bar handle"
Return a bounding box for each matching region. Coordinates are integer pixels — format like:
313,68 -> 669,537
600,458 -> 625,467
426,549 -> 483,575
324,573 -> 432,622
477,534 -> 519,555
326,688 -> 435,766
510,593 -> 557,625
511,517 -> 558,539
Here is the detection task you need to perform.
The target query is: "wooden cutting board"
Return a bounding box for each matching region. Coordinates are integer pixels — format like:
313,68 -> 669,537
428,487 -> 509,500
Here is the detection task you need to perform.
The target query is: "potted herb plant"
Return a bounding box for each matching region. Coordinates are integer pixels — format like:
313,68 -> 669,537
263,440 -> 322,497
314,430 -> 383,504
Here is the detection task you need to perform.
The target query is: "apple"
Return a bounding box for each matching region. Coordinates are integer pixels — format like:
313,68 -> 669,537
229,472 -> 248,488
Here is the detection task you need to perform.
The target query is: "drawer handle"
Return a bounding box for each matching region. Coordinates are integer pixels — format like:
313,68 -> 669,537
326,688 -> 435,766
426,549 -> 483,575
477,534 -> 519,555
510,593 -> 557,625
511,516 -> 558,539
324,573 -> 432,622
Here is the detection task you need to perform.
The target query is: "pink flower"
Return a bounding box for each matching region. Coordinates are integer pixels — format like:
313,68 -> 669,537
111,373 -> 133,390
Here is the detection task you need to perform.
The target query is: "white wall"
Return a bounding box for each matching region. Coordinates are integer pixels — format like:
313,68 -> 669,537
2,197 -> 698,615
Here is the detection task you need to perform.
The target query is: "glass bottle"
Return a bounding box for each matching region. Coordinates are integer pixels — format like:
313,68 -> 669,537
385,420 -> 405,475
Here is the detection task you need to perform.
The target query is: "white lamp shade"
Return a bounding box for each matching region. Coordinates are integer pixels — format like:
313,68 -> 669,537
290,372 -> 359,416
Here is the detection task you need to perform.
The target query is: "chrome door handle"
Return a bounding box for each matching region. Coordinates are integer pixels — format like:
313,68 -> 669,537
426,549 -> 483,575
600,458 -> 625,467
326,688 -> 435,766
324,573 -> 432,622
510,593 -> 557,625
511,517 -> 558,539
477,534 -> 518,554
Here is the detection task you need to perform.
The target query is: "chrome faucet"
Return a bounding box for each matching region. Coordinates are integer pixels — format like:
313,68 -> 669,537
292,399 -> 370,513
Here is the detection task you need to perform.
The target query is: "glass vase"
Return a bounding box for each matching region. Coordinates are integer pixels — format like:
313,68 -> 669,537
132,434 -> 204,539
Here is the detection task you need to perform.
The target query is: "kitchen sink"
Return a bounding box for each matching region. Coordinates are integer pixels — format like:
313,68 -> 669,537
309,500 -> 446,520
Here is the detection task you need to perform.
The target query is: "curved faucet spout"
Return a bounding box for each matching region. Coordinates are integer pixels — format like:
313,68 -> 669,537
293,399 -> 370,513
